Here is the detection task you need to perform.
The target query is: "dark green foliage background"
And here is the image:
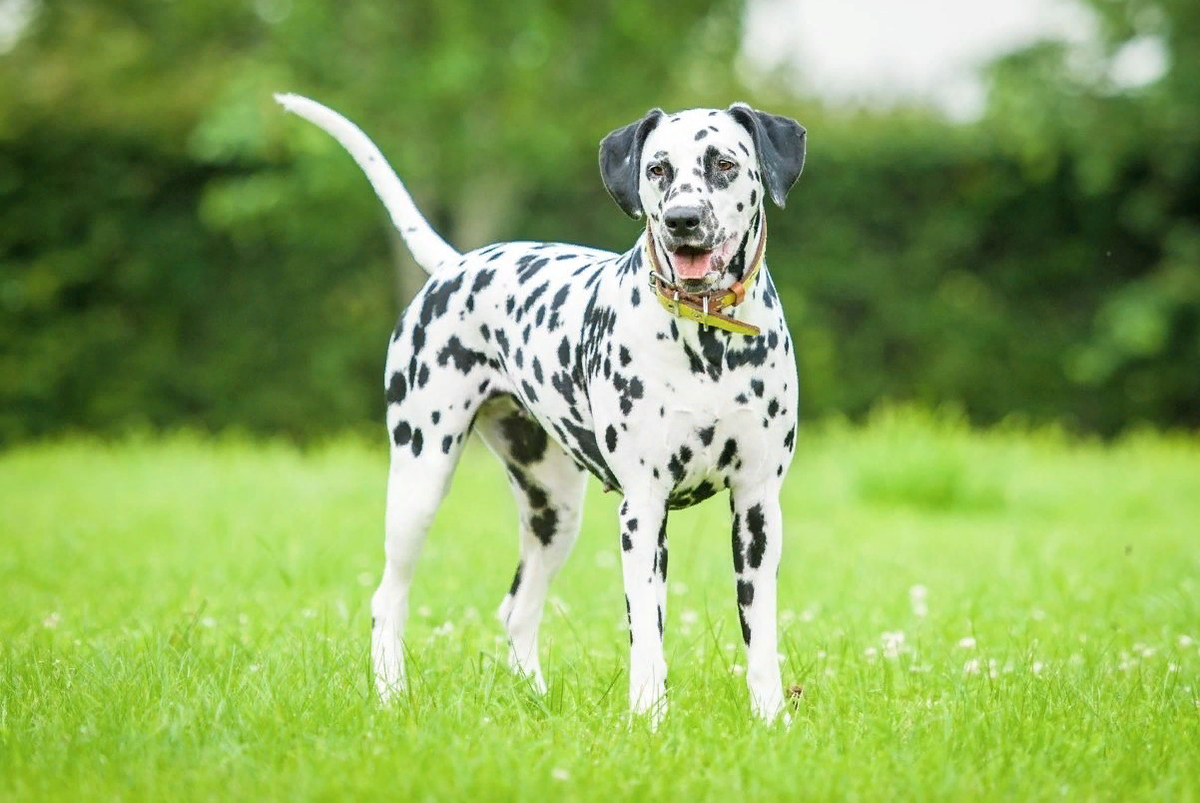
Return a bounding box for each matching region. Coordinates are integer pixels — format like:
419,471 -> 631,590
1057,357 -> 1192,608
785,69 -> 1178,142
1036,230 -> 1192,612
2,0 -> 1197,443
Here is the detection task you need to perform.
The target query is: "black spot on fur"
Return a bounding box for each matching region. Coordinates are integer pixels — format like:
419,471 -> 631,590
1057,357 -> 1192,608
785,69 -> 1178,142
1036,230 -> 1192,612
385,372 -> 407,405
745,503 -> 766,569
392,421 -> 411,447
472,269 -> 495,293
418,274 -> 464,327
500,410 -> 549,464
531,507 -> 558,546
737,579 -> 755,606
731,512 -> 744,574
436,336 -> 486,374
717,438 -> 738,470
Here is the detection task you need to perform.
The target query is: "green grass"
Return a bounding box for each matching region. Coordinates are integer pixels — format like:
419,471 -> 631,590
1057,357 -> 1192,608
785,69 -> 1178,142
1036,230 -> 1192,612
2,409 -> 1199,800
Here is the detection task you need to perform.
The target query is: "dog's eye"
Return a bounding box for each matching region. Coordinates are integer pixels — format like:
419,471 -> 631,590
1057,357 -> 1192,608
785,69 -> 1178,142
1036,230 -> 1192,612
716,159 -> 735,172
648,164 -> 665,178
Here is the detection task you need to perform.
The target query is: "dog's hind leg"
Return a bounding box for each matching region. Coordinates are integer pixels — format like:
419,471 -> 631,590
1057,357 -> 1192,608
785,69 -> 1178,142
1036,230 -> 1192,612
476,397 -> 587,693
371,368 -> 487,701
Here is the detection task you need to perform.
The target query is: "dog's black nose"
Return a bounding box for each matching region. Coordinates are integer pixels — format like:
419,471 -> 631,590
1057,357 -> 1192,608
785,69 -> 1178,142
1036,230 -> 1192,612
663,206 -> 703,236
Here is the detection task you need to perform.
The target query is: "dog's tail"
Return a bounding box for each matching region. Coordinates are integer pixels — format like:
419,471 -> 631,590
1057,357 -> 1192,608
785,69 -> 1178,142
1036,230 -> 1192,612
274,93 -> 459,275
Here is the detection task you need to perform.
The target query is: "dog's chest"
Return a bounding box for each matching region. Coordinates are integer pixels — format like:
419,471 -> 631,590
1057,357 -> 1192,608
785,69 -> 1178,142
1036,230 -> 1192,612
594,319 -> 798,504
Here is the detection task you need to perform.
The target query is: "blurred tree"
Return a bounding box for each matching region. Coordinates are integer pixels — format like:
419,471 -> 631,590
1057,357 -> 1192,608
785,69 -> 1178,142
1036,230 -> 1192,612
2,0 -> 1198,443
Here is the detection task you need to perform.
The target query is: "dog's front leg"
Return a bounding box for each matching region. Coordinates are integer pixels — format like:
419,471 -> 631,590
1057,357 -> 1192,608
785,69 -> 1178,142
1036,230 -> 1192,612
617,492 -> 669,724
729,487 -> 786,722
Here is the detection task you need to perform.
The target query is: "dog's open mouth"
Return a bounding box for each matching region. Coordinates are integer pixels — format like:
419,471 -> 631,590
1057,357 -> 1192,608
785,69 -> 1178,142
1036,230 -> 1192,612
670,245 -> 714,281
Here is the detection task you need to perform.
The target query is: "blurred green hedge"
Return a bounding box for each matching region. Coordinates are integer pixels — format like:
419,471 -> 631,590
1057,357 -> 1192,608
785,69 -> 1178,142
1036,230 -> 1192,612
1,0 -> 1197,444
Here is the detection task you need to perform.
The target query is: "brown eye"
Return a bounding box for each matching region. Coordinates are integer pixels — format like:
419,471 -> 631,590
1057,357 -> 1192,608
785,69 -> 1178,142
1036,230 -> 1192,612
648,164 -> 665,177
716,159 -> 735,172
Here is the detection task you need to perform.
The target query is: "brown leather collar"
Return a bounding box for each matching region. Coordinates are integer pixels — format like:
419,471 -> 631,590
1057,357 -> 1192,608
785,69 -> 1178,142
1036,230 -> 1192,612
645,219 -> 767,336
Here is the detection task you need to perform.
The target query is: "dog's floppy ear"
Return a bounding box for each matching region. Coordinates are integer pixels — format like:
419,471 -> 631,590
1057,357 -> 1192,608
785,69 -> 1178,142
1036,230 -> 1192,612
598,108 -> 664,219
727,104 -> 806,208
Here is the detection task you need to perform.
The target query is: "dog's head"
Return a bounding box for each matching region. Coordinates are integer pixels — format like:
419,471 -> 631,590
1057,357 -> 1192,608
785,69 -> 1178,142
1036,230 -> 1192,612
599,104 -> 805,291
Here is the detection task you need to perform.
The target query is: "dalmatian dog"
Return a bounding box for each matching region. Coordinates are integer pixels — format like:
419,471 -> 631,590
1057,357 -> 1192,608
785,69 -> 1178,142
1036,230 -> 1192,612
275,94 -> 806,723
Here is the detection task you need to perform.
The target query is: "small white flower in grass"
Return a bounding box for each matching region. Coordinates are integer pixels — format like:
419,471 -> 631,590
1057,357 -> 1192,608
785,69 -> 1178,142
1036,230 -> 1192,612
864,646 -> 878,661
417,605 -> 432,618
780,609 -> 796,624
201,616 -> 217,628
551,767 -> 571,782
800,607 -> 817,623
1168,663 -> 1179,673
680,609 -> 699,625
671,582 -> 688,596
731,664 -> 745,676
433,621 -> 455,637
1141,646 -> 1156,658
957,636 -> 976,650
816,649 -> 827,660
724,642 -> 736,652
248,663 -> 261,673
1178,635 -> 1195,648
1031,608 -> 1046,621
777,653 -> 786,664
549,596 -> 570,616
238,613 -> 249,626
1069,653 -> 1084,666
963,658 -> 981,675
42,613 -> 61,629
881,631 -> 906,659
1032,661 -> 1045,676
301,609 -> 317,620
908,585 -> 929,617
357,572 -> 375,587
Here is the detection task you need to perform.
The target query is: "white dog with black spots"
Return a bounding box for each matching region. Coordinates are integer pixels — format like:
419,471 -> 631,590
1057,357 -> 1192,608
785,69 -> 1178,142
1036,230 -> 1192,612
276,93 -> 806,724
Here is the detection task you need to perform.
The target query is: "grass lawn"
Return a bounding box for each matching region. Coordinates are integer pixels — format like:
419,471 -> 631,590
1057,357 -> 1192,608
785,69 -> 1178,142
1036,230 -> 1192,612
2,409 -> 1199,800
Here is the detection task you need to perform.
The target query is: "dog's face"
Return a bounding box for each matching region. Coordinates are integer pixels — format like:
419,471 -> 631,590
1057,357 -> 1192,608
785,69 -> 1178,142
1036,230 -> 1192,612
600,105 -> 806,291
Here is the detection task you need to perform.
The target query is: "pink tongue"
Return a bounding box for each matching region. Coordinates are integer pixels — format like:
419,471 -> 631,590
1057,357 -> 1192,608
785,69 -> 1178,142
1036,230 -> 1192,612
672,250 -> 712,279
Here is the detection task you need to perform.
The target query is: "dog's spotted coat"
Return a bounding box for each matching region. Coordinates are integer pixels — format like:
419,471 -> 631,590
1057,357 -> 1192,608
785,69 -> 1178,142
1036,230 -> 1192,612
277,94 -> 806,723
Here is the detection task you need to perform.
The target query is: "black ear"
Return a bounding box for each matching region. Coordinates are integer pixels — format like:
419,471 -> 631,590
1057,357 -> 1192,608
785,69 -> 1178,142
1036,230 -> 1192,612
727,104 -> 806,208
598,109 -> 664,219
